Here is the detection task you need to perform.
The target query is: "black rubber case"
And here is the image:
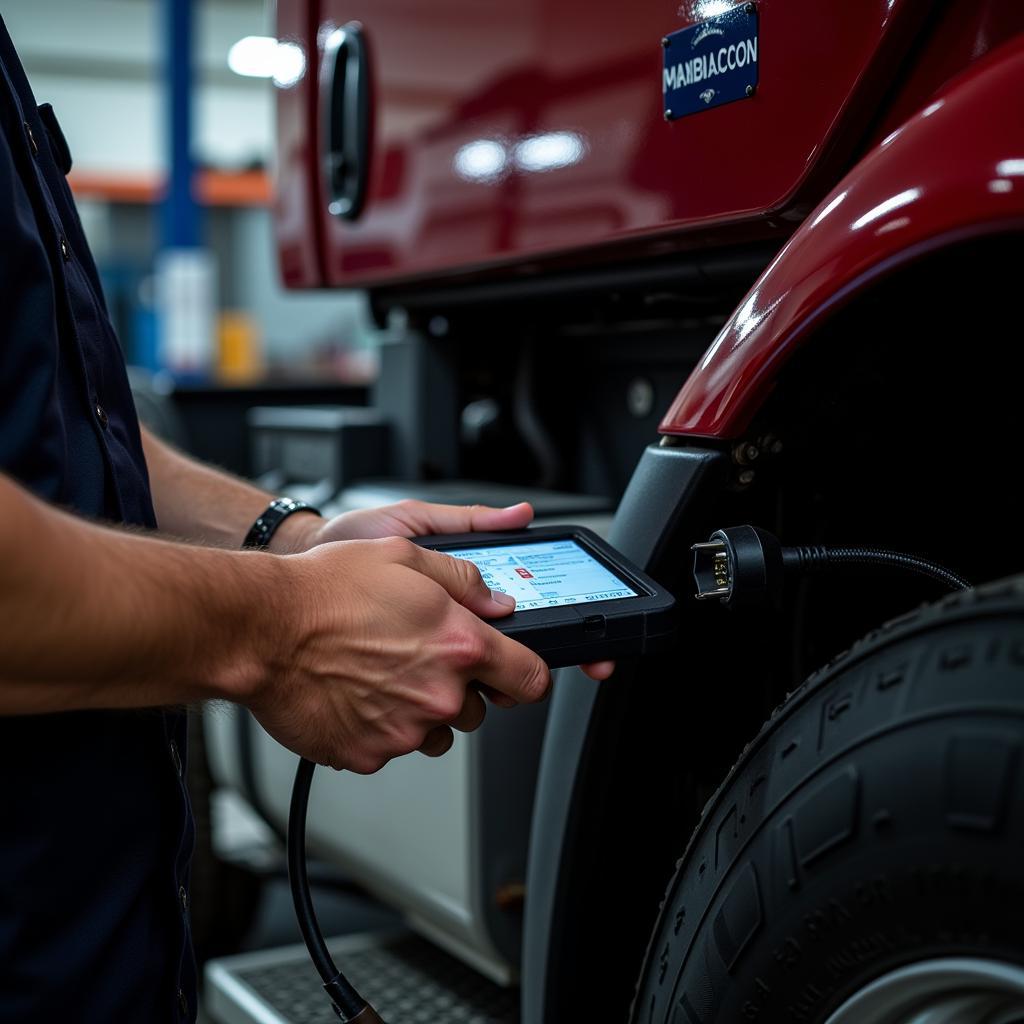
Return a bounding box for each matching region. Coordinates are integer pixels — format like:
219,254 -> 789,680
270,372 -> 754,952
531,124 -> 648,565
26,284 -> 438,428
415,525 -> 677,667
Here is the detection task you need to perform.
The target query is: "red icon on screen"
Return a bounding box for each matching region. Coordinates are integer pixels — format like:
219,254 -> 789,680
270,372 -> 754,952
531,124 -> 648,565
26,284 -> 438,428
515,567 -> 535,579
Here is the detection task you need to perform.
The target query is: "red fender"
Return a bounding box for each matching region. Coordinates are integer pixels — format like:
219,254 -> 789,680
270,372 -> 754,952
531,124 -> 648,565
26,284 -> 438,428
660,35 -> 1024,440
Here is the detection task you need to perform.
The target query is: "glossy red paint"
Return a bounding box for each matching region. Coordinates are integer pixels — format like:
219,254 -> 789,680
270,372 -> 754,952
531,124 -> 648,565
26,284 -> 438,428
273,0 -> 324,287
659,37 -> 1024,439
297,0 -> 930,288
867,0 -> 1024,151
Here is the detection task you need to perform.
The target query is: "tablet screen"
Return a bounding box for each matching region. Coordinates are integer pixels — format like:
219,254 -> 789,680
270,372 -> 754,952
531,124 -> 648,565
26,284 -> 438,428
445,538 -> 639,609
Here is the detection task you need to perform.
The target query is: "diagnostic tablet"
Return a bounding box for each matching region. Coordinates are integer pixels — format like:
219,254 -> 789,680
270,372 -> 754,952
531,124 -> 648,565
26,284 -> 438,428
415,525 -> 676,667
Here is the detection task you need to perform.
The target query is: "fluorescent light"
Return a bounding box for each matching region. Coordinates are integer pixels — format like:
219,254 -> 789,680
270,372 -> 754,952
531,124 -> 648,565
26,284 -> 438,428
228,36 -> 278,78
228,36 -> 306,87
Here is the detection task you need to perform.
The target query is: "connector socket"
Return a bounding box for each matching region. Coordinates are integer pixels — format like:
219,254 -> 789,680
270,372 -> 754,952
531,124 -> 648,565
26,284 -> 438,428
691,525 -> 785,609
692,539 -> 733,601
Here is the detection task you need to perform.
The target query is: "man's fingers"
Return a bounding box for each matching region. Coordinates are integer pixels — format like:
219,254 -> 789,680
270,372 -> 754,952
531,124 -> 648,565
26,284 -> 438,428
418,725 -> 454,758
389,499 -> 534,538
451,688 -> 487,733
468,618 -> 551,706
407,543 -> 518,619
581,660 -> 616,681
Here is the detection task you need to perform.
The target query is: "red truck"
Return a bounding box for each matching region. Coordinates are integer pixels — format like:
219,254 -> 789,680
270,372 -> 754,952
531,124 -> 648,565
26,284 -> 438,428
206,2 -> 1024,1022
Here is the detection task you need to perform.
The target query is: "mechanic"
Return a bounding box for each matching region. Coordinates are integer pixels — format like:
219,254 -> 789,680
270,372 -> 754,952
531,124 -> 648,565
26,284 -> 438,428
0,17 -> 612,1024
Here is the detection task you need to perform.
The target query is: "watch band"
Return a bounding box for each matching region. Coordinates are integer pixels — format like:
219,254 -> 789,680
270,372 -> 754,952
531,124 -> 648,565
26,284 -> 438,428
242,497 -> 322,550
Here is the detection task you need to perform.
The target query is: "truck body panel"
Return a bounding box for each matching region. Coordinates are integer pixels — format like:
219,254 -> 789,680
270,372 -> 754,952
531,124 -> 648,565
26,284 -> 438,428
287,0 -> 933,288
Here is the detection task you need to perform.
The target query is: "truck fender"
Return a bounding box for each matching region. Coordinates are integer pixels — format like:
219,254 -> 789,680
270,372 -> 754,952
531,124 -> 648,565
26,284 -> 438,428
660,34 -> 1024,440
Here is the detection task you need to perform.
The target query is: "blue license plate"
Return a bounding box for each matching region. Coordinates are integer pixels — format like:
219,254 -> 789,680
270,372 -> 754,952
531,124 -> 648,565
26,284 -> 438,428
662,3 -> 759,121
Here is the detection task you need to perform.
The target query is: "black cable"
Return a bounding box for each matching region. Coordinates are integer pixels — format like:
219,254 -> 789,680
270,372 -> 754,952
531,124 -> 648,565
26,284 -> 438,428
692,525 -> 971,609
782,545 -> 971,592
288,757 -> 384,1023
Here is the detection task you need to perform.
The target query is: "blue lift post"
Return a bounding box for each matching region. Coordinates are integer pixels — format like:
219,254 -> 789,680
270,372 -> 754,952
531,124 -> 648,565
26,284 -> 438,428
162,0 -> 200,250
156,0 -> 216,380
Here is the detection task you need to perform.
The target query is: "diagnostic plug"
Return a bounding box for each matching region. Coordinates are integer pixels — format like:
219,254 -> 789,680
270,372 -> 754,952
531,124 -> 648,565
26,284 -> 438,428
692,526 -> 785,609
692,525 -> 971,609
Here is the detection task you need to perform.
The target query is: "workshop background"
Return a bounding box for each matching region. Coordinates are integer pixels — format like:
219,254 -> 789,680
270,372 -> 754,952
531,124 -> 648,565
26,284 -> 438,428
5,0 -> 378,476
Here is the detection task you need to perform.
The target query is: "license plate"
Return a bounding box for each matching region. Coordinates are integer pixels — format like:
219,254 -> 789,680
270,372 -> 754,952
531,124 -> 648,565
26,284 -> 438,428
662,3 -> 759,121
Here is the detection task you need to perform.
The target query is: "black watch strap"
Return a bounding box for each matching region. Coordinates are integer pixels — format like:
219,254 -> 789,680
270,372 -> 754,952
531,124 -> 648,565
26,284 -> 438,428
242,497 -> 322,550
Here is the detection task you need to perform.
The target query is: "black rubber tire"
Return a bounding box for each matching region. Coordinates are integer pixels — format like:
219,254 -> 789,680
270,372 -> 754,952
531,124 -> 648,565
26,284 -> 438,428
630,576 -> 1024,1024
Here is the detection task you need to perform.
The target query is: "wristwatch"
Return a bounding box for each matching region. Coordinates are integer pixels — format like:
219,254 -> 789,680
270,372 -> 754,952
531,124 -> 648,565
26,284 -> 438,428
242,497 -> 322,550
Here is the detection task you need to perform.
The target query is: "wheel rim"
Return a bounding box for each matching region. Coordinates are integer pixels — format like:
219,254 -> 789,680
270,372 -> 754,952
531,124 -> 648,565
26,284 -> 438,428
823,958 -> 1024,1024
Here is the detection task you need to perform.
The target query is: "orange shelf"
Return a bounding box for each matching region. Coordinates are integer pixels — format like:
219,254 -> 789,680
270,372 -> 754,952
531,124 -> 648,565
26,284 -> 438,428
68,169 -> 272,207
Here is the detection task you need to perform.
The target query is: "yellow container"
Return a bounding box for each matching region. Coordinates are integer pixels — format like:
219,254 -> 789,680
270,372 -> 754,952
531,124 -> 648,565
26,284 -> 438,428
217,310 -> 264,382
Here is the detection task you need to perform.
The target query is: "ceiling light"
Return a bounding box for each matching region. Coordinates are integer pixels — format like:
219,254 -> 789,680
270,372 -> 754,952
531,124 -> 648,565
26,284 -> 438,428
228,36 -> 306,87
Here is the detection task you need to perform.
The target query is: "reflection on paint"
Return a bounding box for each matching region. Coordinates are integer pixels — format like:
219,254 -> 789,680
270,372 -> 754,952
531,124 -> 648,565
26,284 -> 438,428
453,132 -> 586,183
453,140 -> 508,182
692,0 -> 735,20
809,190 -> 847,228
515,132 -> 586,173
874,214 -> 911,235
996,159 -> 1024,177
850,188 -> 921,230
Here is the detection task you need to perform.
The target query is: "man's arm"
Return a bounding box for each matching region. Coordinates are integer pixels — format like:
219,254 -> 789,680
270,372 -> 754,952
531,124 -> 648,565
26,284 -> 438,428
140,425 -> 616,682
140,425 -> 318,553
0,472 -> 550,771
0,471 -> 278,711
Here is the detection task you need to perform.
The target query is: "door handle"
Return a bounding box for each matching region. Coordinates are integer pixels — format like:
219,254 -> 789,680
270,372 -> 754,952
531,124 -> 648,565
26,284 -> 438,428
320,22 -> 371,220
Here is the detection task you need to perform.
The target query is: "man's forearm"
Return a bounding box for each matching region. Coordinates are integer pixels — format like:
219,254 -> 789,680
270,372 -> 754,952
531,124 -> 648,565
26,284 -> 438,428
0,473 -> 281,715
141,426 -> 319,553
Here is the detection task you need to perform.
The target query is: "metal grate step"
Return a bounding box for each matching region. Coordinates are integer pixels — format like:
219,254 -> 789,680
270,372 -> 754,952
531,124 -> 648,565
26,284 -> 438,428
205,931 -> 519,1024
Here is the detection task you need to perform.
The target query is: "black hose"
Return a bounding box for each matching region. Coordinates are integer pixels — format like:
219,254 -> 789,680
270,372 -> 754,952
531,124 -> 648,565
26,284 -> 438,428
783,546 -> 971,592
288,757 -> 373,1021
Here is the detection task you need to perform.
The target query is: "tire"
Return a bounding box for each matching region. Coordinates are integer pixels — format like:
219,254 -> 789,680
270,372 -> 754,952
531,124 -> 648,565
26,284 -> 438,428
631,576 -> 1024,1024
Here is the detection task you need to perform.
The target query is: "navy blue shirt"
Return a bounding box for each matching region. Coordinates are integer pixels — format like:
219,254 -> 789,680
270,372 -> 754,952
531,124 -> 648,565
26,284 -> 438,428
0,17 -> 196,1023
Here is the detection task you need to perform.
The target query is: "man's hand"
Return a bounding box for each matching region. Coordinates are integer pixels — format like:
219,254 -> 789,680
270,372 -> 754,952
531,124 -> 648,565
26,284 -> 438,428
248,536 -> 551,773
270,497 -> 537,552
137,429 -> 614,687
273,498 -> 616,684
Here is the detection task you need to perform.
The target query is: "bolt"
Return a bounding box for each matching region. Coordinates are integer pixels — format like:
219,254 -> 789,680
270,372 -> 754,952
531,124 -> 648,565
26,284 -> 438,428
733,440 -> 760,465
745,2 -> 755,12
745,84 -> 755,97
664,109 -> 673,121
662,36 -> 670,48
738,469 -> 755,486
771,439 -> 784,455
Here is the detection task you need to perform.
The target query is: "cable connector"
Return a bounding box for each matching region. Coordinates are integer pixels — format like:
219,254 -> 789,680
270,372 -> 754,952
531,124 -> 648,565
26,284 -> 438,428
692,526 -> 785,609
692,525 -> 970,609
